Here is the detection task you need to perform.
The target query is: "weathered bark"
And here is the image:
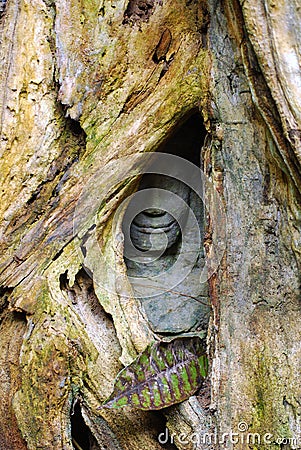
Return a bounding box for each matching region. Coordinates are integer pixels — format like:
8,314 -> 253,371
0,0 -> 300,449
208,3 -> 301,448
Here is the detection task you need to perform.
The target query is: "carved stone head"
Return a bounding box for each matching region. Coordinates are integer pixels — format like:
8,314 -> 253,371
129,173 -> 190,253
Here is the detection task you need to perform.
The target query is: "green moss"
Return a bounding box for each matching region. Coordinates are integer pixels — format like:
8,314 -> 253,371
249,349 -> 292,448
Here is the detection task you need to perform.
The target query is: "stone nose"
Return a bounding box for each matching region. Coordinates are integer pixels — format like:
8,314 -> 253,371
143,208 -> 166,217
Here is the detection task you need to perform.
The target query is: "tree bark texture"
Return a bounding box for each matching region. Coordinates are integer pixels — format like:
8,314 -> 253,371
0,0 -> 300,449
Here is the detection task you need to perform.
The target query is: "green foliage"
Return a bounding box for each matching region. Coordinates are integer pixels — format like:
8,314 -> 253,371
102,336 -> 208,410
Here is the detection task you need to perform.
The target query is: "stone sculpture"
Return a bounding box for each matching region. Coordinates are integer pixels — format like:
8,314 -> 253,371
123,115 -> 210,334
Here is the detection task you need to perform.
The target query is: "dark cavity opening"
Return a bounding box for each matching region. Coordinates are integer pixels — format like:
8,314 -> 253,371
0,0 -> 7,20
67,117 -> 85,136
0,286 -> 14,315
123,112 -> 206,255
123,0 -> 156,24
152,411 -> 179,449
157,112 -> 205,164
71,402 -> 97,450
123,112 -> 210,335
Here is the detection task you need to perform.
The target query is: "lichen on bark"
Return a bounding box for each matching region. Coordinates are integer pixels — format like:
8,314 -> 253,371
0,0 -> 300,449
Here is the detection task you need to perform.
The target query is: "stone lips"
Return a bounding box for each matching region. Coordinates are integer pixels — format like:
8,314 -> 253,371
127,173 -> 191,252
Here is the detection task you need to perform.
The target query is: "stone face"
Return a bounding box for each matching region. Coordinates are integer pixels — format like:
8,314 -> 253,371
123,114 -> 210,334
127,174 -> 190,252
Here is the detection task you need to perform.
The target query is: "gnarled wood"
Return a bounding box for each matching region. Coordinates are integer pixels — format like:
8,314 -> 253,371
0,0 -> 300,449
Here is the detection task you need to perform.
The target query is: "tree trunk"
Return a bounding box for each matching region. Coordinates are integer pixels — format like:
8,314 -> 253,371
0,0 -> 300,449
